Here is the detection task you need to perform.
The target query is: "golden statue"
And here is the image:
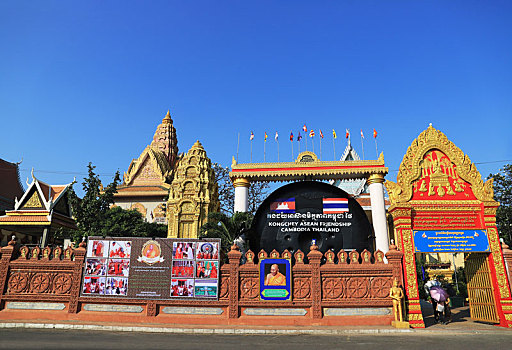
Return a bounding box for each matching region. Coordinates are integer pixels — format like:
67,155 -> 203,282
389,279 -> 409,328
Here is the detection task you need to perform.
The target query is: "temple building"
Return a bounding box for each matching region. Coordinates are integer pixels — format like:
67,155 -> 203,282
167,140 -> 219,238
113,111 -> 178,224
113,110 -> 219,238
0,170 -> 76,246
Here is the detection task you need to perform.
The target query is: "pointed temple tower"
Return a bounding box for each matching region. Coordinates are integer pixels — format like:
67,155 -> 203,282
167,141 -> 219,238
113,110 -> 219,238
114,110 -> 179,224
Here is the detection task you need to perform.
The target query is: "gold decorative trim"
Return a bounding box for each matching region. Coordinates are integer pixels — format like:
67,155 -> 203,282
367,173 -> 385,185
230,151 -> 387,181
233,178 -> 250,188
385,125 -> 497,205
0,222 -> 51,226
488,227 -> 511,299
402,229 -> 418,298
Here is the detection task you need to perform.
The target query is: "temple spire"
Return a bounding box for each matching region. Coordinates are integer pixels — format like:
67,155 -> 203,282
163,109 -> 172,124
151,109 -> 178,168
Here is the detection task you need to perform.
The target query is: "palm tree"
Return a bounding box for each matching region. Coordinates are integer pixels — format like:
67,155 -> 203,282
199,212 -> 253,254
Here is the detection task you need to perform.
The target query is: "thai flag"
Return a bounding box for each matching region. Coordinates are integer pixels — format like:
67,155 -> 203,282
270,198 -> 296,213
322,198 -> 348,213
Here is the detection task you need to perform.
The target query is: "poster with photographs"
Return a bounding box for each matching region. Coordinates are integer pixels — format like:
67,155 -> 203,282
83,276 -> 106,295
108,259 -> 130,277
81,237 -> 220,300
172,242 -> 195,260
171,278 -> 195,297
87,240 -> 109,258
194,279 -> 218,298
172,260 -> 195,278
196,241 -> 219,260
85,258 -> 107,276
81,238 -> 133,298
105,277 -> 128,296
195,260 -> 218,279
109,241 -> 131,259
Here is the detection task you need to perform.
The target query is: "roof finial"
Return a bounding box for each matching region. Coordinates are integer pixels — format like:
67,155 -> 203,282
162,109 -> 172,124
429,123 -> 432,127
31,167 -> 35,181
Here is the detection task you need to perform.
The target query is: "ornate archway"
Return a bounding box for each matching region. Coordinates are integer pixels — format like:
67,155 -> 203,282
385,125 -> 512,328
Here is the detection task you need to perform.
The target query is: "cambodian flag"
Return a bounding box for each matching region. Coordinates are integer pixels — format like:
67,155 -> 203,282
270,198 -> 296,213
322,198 -> 349,213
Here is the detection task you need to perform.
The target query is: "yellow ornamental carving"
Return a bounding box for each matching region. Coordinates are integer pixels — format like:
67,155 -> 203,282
167,140 -> 219,238
25,191 -> 43,208
385,125 -> 497,205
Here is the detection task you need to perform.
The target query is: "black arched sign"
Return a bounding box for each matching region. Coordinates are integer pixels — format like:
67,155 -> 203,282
250,181 -> 372,257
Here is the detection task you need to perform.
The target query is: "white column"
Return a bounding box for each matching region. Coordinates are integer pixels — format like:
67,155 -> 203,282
233,178 -> 250,213
368,173 -> 389,255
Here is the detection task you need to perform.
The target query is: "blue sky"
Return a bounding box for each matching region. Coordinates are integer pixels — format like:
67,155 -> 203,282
1,1 -> 511,196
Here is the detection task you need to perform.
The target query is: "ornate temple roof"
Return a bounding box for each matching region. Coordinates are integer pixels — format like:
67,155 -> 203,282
116,110 -> 178,198
0,170 -> 76,230
230,150 -> 387,182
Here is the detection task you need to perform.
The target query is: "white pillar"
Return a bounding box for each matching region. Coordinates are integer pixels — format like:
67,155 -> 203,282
368,173 -> 389,255
233,178 -> 250,213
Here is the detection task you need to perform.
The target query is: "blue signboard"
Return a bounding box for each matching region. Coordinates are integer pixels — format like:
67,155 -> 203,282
413,230 -> 489,253
259,258 -> 292,301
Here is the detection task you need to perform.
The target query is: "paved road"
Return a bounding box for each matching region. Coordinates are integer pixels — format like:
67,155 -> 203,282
1,329 -> 512,350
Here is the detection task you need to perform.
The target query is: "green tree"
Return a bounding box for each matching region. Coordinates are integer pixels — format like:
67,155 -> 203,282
212,163 -> 269,215
102,206 -> 167,238
199,211 -> 253,254
68,163 -> 121,240
490,164 -> 512,245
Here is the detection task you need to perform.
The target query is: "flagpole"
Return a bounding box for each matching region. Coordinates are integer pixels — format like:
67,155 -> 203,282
305,134 -> 308,151
319,136 -> 322,160
374,138 -> 378,158
291,134 -> 294,160
264,140 -> 266,162
250,140 -> 253,162
277,140 -> 280,162
333,137 -> 336,160
312,136 -> 315,153
361,135 -> 365,160
236,132 -> 240,163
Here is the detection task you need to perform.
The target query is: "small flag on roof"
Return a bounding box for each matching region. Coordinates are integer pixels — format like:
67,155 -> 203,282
322,198 -> 349,214
250,131 -> 254,140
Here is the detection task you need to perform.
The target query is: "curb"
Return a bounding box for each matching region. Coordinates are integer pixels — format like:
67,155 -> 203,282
0,322 -> 416,335
1,322 -> 509,335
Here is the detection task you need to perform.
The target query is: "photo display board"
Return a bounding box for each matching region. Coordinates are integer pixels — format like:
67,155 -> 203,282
81,237 -> 220,300
259,258 -> 292,301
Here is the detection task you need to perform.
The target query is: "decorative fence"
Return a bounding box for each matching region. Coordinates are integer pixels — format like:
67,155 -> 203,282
0,238 -> 405,325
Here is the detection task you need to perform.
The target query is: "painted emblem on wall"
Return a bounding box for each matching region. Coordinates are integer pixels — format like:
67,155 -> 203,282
137,240 -> 165,265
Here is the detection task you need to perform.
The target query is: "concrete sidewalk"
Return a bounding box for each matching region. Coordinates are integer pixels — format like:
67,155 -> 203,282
0,317 -> 508,335
0,304 -> 508,336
